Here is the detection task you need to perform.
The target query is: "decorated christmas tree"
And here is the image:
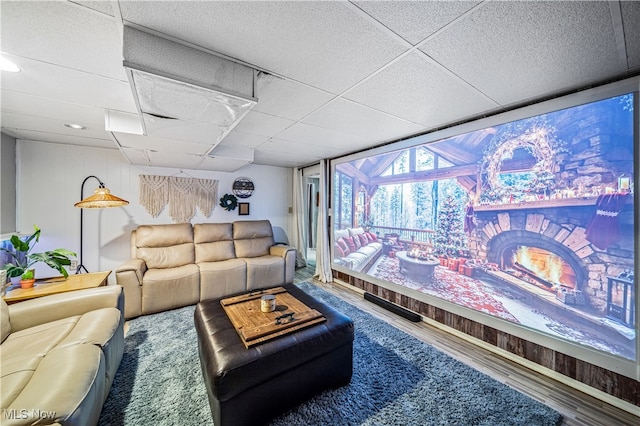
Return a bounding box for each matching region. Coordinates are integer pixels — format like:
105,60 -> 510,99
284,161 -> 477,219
434,195 -> 468,257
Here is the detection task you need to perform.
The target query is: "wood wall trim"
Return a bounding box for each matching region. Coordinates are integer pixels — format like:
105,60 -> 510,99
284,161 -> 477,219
332,269 -> 640,408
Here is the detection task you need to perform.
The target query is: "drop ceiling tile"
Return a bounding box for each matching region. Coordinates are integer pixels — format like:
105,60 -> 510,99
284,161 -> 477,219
1,111 -> 107,141
0,0 -> 125,80
621,1 -> 640,69
219,130 -> 269,149
141,114 -> 225,146
420,1 -> 623,105
146,151 -> 205,169
232,111 -> 295,138
345,51 -> 498,128
71,1 -> 115,16
120,148 -> 150,165
1,57 -> 137,113
353,0 -> 479,45
275,122 -> 371,150
261,138 -> 344,159
119,1 -> 408,93
1,91 -> 106,128
112,133 -> 211,156
303,98 -> 425,142
199,156 -> 252,173
6,129 -> 113,149
254,147 -> 323,168
254,74 -> 334,121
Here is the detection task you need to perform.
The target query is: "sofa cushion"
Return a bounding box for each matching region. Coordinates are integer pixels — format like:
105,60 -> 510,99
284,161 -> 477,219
136,223 -> 194,270
55,308 -> 121,349
142,264 -> 200,315
138,243 -> 195,269
136,223 -> 194,248
348,227 -> 366,236
345,237 -> 356,253
55,307 -> 124,393
335,229 -> 350,240
194,223 -> 233,243
1,306 -> 122,418
1,299 -> 9,343
194,223 -> 236,263
233,220 -> 275,258
2,316 -> 81,405
244,256 -> 285,290
337,238 -> 349,255
199,259 -> 247,301
4,343 -> 106,426
345,252 -> 369,270
355,235 -> 363,250
368,242 -> 383,251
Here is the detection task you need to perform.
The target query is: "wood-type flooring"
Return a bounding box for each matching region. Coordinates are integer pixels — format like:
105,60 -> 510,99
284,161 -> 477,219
294,264 -> 639,426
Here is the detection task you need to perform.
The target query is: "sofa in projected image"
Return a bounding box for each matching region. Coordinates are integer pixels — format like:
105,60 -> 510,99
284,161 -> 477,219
334,227 -> 382,272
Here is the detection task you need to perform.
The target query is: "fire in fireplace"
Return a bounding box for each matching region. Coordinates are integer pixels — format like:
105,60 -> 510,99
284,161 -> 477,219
505,246 -> 577,291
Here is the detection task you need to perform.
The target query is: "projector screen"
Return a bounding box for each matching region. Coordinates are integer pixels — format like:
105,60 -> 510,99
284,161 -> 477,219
331,82 -> 637,369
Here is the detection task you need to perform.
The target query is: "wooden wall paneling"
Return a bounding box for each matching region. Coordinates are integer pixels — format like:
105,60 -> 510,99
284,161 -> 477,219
16,141 -> 294,283
334,268 -> 640,407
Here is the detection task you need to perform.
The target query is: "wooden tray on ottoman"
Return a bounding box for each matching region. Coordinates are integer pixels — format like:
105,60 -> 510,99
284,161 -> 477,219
220,287 -> 326,348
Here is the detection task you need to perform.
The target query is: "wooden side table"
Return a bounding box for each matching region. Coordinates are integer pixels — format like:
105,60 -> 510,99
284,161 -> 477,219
3,271 -> 111,304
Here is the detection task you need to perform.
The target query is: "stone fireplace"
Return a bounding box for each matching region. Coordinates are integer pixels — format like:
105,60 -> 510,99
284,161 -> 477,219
489,231 -> 583,291
470,199 -> 634,314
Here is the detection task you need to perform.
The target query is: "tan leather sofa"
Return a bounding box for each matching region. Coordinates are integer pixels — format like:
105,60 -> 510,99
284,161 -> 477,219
0,285 -> 125,426
115,220 -> 296,319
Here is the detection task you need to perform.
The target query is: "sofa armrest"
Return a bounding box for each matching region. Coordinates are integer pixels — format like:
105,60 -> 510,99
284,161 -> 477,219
270,244 -> 295,258
270,245 -> 297,284
116,258 -> 146,285
116,258 -> 146,319
8,285 -> 124,332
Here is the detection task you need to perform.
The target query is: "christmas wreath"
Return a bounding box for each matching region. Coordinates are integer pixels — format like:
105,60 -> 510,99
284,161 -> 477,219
219,193 -> 238,211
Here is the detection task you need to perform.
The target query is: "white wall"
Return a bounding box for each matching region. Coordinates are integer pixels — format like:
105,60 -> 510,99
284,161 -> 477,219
1,133 -> 17,235
16,140 -> 293,283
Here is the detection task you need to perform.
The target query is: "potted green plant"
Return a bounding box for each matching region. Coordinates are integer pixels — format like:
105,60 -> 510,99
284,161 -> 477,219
1,225 -> 76,289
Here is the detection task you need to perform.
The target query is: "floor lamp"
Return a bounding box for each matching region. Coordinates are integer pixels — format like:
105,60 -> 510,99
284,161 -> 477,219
74,176 -> 129,274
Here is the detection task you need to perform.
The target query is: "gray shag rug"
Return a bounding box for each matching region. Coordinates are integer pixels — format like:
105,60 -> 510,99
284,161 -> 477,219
99,282 -> 562,426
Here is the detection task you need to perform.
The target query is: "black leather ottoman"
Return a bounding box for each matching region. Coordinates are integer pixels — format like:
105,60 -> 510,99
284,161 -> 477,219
194,284 -> 354,426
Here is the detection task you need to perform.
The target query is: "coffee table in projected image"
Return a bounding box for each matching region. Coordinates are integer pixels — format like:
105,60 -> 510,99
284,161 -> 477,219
396,251 -> 439,284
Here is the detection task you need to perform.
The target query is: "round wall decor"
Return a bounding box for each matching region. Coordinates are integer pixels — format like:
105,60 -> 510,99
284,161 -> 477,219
232,177 -> 255,199
219,194 -> 238,211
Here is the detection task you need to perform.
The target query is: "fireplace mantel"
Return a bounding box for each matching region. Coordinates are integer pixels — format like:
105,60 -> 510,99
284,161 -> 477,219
474,197 -> 599,212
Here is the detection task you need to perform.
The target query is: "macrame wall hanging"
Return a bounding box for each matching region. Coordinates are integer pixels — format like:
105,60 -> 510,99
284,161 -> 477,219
139,174 -> 219,223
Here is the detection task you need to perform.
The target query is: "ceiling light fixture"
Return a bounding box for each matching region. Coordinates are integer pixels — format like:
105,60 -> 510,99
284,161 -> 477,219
0,56 -> 20,72
64,123 -> 86,130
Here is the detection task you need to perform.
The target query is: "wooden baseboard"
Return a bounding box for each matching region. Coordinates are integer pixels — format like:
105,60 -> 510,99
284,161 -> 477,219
332,270 -> 640,411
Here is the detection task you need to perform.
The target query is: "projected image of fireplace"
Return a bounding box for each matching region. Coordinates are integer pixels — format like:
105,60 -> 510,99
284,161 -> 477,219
507,246 -> 577,292
332,91 -> 636,362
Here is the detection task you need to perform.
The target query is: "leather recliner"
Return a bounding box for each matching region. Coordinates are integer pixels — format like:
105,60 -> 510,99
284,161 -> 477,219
0,285 -> 125,426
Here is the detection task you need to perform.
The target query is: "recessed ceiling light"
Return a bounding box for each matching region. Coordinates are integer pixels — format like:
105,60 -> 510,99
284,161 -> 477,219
0,56 -> 20,73
64,123 -> 86,130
